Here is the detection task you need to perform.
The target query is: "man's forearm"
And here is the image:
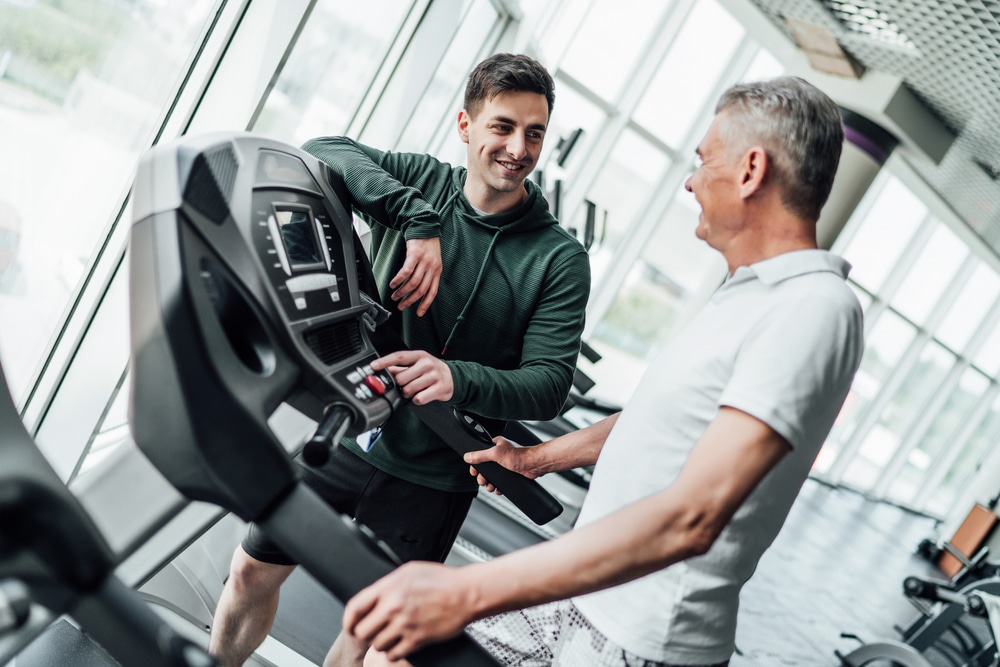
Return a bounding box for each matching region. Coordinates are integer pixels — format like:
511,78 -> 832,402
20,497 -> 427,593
462,407 -> 792,619
456,480 -> 704,620
525,413 -> 617,476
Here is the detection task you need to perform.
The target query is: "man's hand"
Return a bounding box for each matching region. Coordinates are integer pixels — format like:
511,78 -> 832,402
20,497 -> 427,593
390,237 -> 441,316
343,562 -> 474,661
465,437 -> 537,494
371,350 -> 453,405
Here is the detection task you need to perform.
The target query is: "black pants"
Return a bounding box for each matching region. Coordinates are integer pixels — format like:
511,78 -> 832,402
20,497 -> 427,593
242,445 -> 476,565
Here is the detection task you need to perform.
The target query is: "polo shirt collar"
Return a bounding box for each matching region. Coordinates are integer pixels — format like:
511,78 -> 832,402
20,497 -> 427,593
728,249 -> 852,286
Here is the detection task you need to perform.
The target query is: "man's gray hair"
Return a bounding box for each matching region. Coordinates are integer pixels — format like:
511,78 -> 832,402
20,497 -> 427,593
715,76 -> 844,221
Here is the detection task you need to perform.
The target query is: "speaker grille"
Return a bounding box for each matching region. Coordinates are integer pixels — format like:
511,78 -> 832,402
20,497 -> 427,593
303,319 -> 364,366
184,144 -> 238,224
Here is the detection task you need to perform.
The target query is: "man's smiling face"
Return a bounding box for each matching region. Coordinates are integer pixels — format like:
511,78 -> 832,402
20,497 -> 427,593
458,90 -> 548,212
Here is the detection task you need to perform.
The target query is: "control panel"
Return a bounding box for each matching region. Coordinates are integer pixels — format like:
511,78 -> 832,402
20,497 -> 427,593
128,131 -> 402,518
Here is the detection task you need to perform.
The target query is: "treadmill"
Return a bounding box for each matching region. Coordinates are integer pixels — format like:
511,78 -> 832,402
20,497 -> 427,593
126,131 -> 567,666
0,357 -> 218,667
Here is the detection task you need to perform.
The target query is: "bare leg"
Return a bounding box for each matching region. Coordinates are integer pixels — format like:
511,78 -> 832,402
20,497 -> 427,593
209,546 -> 296,667
362,647 -> 412,667
323,631 -> 370,667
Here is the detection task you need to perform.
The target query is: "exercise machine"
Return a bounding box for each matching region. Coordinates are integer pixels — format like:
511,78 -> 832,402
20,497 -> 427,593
127,131 -> 566,666
0,356 -> 218,667
837,574 -> 1000,666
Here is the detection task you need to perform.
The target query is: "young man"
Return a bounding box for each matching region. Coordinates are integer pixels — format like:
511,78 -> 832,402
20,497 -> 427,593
345,76 -> 865,667
207,54 -> 591,666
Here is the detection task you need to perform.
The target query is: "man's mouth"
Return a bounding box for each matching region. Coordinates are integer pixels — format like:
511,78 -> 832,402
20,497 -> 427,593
497,159 -> 526,173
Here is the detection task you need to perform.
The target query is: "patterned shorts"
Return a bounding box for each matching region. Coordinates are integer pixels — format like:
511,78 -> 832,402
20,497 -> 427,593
467,600 -> 729,667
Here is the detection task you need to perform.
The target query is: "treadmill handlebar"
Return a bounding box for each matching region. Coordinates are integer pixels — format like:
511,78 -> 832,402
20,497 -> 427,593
302,404 -> 355,467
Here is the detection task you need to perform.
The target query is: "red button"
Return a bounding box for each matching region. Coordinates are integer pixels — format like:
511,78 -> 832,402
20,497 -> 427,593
364,374 -> 386,396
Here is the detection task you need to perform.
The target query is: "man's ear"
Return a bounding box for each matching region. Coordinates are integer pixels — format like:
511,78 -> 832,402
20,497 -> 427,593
457,109 -> 471,144
739,146 -> 767,200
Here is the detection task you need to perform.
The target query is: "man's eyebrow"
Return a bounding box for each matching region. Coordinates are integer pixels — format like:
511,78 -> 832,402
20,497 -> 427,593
491,115 -> 547,131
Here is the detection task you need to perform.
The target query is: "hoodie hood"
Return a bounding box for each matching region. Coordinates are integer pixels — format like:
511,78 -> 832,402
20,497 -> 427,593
450,168 -> 559,233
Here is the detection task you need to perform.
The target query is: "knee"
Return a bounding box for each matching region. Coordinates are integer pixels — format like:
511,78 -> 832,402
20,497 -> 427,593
227,548 -> 287,596
363,647 -> 408,667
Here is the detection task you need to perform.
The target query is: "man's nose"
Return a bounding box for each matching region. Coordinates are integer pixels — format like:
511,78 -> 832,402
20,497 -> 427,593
684,175 -> 693,192
507,132 -> 527,159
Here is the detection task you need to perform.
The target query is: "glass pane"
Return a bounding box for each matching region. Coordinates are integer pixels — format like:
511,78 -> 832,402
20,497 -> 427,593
78,377 -> 130,478
559,0 -> 673,101
841,341 -> 955,490
936,262 -> 1000,353
398,0 -> 500,155
924,393 -> 1000,516
533,0 -> 591,66
840,176 -> 927,294
587,189 -> 726,399
814,309 -> 916,473
538,80 -> 605,177
740,46 -> 785,82
973,319 -> 1000,376
633,0 -> 744,148
0,0 -> 219,402
252,0 -> 413,144
583,128 -> 670,285
886,368 -> 989,504
892,222 -> 968,326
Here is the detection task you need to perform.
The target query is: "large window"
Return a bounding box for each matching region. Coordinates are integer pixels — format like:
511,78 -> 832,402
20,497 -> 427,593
252,0 -> 414,145
524,0 -> 757,400
0,0 -> 220,404
817,170 -> 1000,518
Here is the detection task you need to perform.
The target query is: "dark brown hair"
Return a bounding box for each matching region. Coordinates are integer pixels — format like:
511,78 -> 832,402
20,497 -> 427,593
464,53 -> 555,120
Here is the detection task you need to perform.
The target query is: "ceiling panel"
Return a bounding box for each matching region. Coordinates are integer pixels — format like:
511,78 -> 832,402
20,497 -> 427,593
746,0 -> 1000,249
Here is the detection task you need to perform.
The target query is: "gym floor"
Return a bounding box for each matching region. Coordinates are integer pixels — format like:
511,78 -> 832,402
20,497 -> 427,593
731,477 -> 942,666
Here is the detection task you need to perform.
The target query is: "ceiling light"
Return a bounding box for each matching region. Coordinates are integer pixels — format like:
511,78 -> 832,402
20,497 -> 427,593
821,0 -> 917,51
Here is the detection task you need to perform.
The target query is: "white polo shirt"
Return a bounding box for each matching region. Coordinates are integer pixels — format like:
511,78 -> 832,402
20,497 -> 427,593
572,249 -> 864,665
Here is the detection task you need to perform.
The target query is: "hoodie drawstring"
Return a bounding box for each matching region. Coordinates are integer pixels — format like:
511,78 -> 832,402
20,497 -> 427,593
440,227 -> 502,356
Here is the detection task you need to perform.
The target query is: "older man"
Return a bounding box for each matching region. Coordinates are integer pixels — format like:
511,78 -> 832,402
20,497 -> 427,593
346,76 -> 864,667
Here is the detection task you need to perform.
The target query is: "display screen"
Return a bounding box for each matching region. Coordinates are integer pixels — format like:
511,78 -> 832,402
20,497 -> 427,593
275,207 -> 322,269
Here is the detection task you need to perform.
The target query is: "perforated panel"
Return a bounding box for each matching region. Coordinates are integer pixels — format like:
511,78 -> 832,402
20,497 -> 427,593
746,0 -> 1000,249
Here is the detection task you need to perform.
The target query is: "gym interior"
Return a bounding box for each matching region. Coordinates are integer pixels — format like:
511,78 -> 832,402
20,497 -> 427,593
3,0 -> 1000,665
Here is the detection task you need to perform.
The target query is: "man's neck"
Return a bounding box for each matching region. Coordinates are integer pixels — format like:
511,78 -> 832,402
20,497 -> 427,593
723,211 -> 818,274
464,181 -> 528,215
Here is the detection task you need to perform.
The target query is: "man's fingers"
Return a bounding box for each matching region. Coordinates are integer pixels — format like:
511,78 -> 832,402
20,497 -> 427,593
388,255 -> 415,291
385,635 -> 419,663
415,277 -> 439,317
393,272 -> 430,311
463,448 -> 496,466
370,350 -> 419,371
394,267 -> 440,315
368,622 -> 404,655
343,588 -> 381,638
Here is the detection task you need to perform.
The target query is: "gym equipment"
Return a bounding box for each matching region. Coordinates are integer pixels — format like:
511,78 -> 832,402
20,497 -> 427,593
127,131 -> 562,666
837,574 -> 1000,666
0,357 -> 218,666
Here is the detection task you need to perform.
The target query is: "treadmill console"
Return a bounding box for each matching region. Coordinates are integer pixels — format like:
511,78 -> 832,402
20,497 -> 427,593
129,132 -> 400,518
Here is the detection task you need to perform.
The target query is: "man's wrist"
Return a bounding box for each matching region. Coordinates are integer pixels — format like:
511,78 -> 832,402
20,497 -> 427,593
457,562 -> 506,621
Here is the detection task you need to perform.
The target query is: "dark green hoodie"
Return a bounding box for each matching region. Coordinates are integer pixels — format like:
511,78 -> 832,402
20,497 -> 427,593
302,137 -> 591,492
